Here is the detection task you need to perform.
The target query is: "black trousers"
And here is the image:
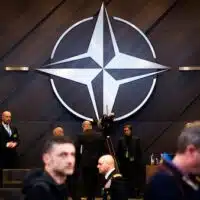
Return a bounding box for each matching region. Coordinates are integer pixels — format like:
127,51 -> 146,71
0,151 -> 18,187
81,167 -> 99,200
120,160 -> 141,197
67,170 -> 81,200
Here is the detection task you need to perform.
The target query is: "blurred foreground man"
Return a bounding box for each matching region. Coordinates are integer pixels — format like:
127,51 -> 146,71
0,111 -> 19,168
144,121 -> 200,200
22,136 -> 75,200
97,155 -> 128,200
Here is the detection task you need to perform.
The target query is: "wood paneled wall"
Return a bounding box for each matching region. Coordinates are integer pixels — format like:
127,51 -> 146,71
1,0 -> 200,167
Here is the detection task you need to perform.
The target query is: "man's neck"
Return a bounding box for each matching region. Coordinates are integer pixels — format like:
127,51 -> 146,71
45,167 -> 67,185
2,122 -> 9,126
105,168 -> 115,179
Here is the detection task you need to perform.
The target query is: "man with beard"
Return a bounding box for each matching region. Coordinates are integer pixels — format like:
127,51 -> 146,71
117,124 -> 142,197
22,136 -> 75,200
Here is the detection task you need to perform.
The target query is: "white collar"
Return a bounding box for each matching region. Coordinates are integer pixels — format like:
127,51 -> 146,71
105,168 -> 115,180
2,122 -> 9,127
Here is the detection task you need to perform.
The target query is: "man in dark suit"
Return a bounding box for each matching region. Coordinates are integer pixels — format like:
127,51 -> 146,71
0,111 -> 19,169
117,124 -> 142,197
97,155 -> 128,200
76,120 -> 106,200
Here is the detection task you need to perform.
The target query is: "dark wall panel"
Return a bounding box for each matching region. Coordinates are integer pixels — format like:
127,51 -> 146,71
0,0 -> 200,167
0,0 -> 65,58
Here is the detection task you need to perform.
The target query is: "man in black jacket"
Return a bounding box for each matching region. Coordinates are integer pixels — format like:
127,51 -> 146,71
76,120 -> 106,200
0,110 -> 19,169
117,124 -> 142,197
97,154 -> 128,200
22,136 -> 75,200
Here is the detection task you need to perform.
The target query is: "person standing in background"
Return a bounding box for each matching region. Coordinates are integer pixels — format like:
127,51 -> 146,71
117,124 -> 142,198
0,111 -> 20,169
76,120 -> 106,200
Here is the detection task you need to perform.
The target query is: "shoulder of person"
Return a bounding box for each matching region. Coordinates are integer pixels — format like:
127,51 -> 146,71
94,131 -> 104,138
33,182 -> 51,191
147,170 -> 178,188
11,125 -> 18,133
112,173 -> 123,179
118,137 -> 124,141
145,171 -> 182,200
132,135 -> 140,140
0,124 -> 5,131
25,184 -> 51,200
95,131 -> 102,135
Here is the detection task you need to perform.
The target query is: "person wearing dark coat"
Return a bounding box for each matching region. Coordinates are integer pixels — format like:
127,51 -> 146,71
0,111 -> 20,169
22,169 -> 69,200
117,124 -> 142,197
22,136 -> 75,200
76,120 -> 106,200
144,121 -> 200,200
97,154 -> 128,200
0,111 -> 20,187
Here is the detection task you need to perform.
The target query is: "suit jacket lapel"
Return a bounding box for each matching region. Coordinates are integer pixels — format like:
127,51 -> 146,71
104,169 -> 116,187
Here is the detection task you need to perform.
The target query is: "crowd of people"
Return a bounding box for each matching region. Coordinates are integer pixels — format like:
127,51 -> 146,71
1,110 -> 200,199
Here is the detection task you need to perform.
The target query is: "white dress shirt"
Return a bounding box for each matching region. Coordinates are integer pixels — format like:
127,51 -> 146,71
2,122 -> 12,136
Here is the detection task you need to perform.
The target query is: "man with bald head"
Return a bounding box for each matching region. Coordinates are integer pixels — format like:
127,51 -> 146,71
52,127 -> 64,136
97,155 -> 116,179
97,155 -> 128,200
0,111 -> 19,169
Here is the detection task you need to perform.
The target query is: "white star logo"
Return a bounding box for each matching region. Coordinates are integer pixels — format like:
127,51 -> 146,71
37,3 -> 169,121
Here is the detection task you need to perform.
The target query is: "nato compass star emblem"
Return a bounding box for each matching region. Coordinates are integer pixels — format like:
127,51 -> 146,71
36,3 -> 169,121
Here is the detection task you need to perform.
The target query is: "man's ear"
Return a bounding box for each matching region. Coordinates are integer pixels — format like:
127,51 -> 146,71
43,153 -> 50,165
186,144 -> 196,155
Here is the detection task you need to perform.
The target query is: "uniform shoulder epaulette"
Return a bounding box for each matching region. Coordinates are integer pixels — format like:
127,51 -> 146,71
113,173 -> 122,178
195,176 -> 200,183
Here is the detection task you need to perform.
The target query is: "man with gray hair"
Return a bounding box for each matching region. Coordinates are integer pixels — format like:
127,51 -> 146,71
144,121 -> 200,200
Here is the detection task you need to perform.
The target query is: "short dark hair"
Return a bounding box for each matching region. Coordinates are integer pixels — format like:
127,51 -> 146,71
124,124 -> 132,131
42,136 -> 74,154
177,121 -> 200,153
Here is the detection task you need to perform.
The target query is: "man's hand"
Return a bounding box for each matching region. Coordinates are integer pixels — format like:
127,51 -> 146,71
6,142 -> 17,148
130,157 -> 134,162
